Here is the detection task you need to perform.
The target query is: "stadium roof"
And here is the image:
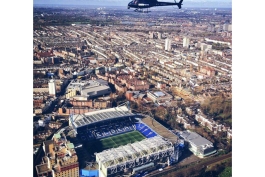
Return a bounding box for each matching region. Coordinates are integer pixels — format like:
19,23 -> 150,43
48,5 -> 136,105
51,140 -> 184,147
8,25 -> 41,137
95,136 -> 173,168
70,105 -> 135,129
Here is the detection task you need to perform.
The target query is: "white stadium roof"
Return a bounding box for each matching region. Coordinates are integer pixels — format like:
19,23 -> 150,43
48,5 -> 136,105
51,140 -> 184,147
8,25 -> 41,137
95,136 -> 173,168
70,105 -> 135,129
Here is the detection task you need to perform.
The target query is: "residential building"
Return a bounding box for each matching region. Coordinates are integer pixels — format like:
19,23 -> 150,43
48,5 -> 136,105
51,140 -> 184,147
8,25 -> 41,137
35,135 -> 79,177
149,31 -> 154,39
228,24 -> 232,32
165,38 -> 172,51
48,79 -> 56,96
183,37 -> 190,48
157,32 -> 162,39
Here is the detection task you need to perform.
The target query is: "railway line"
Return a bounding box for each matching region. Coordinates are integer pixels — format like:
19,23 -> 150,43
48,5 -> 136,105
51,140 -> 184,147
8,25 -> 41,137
147,153 -> 232,177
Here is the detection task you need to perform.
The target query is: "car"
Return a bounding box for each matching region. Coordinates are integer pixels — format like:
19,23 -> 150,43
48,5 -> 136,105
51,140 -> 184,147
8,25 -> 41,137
158,168 -> 163,171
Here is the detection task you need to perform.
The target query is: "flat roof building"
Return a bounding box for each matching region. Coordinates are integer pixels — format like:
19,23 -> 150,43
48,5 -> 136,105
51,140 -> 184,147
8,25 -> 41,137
147,90 -> 173,103
179,130 -> 216,158
48,79 -> 56,96
66,79 -> 111,99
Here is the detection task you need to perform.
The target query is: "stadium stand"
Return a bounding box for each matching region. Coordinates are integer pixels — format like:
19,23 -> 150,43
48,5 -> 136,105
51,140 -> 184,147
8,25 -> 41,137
77,119 -> 136,141
135,123 -> 157,138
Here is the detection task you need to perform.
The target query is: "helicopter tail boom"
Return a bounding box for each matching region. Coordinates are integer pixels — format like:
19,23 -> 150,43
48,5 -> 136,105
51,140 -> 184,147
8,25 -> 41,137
176,0 -> 183,9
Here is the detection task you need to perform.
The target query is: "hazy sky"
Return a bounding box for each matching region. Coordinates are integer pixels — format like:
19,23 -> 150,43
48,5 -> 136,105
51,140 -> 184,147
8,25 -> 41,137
34,0 -> 232,8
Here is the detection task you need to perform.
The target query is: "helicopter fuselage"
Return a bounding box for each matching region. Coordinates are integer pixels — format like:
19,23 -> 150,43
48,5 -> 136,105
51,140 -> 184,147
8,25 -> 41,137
128,1 -> 179,9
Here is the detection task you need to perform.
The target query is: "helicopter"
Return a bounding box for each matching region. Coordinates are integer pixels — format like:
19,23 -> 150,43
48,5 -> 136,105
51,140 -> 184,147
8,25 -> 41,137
128,0 -> 183,12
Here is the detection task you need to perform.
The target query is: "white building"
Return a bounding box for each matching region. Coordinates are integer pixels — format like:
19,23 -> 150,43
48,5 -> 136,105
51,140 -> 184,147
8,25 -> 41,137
66,79 -> 111,99
200,43 -> 208,51
206,44 -> 212,50
165,38 -> 172,51
183,37 -> 190,48
48,79 -> 56,95
157,32 -> 162,39
228,24 -> 232,32
180,130 -> 216,158
223,23 -> 232,31
149,31 -> 154,39
223,24 -> 228,31
147,91 -> 173,103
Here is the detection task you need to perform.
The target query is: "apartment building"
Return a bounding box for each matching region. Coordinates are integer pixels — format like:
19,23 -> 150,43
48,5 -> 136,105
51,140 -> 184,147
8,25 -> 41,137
35,135 -> 79,177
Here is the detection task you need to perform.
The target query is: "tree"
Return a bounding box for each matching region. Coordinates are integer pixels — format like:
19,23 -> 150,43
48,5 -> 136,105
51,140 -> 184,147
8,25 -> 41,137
218,167 -> 232,177
201,95 -> 232,120
154,106 -> 168,120
130,102 -> 138,110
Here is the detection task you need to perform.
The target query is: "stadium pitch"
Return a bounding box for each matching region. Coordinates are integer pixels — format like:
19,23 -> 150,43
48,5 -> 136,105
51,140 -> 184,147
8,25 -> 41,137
85,131 -> 146,154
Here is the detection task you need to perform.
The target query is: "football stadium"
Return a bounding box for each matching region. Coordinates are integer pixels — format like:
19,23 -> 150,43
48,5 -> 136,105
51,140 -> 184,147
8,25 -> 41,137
68,104 -> 184,177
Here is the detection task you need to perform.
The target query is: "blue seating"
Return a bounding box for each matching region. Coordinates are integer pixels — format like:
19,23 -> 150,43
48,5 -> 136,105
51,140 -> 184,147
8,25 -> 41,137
135,123 -> 157,138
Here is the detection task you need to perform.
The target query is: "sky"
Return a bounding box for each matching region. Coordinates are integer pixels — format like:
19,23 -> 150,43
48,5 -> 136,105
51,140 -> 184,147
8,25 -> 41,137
33,0 -> 232,8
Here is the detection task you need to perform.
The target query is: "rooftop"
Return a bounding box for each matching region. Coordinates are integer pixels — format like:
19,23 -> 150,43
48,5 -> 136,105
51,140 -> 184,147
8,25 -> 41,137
95,136 -> 173,168
36,163 -> 51,174
67,79 -> 110,92
70,105 -> 135,129
180,131 -> 213,147
154,91 -> 165,97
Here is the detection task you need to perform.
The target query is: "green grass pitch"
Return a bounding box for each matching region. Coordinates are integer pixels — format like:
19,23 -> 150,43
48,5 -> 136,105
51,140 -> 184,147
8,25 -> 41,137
96,131 -> 146,151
